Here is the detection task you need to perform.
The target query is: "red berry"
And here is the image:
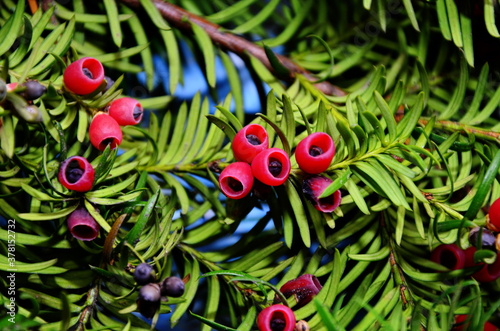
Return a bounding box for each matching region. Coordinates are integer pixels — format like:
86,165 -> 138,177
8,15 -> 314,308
257,304 -> 296,331
232,124 -> 269,163
430,243 -> 466,270
464,246 -> 500,282
89,113 -> 123,151
58,156 -> 95,192
302,176 -> 341,213
279,274 -> 322,308
219,162 -> 254,199
452,314 -> 499,331
464,246 -> 482,268
251,148 -> 291,186
487,197 -> 500,232
63,57 -> 105,95
295,132 -> 335,174
107,97 -> 144,126
66,207 -> 100,241
472,252 -> 500,283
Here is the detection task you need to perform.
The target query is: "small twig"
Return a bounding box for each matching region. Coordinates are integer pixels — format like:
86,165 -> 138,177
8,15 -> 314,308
418,118 -> 500,144
119,0 -> 345,96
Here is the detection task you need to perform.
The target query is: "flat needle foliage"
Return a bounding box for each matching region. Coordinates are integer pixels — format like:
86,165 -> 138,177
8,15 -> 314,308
1,0 -> 500,330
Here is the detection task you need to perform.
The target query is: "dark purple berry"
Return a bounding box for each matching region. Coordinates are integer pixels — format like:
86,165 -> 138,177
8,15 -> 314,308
160,276 -> 185,297
137,283 -> 161,319
133,263 -> 156,285
20,80 -> 46,100
469,227 -> 496,248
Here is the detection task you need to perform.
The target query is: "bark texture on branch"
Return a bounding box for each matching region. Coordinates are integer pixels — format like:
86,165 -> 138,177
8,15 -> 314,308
120,0 -> 345,96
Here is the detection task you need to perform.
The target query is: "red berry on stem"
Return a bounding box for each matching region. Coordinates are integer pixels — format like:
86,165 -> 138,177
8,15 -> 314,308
219,162 -> 254,199
232,124 -> 269,163
472,252 -> 500,283
295,132 -> 335,174
251,148 -> 291,186
257,304 -> 296,331
108,97 -> 144,126
279,274 -> 322,308
66,207 -> 100,241
302,176 -> 341,213
430,243 -> 466,270
63,57 -> 105,95
487,197 -> 500,232
58,156 -> 95,192
464,246 -> 482,268
464,246 -> 500,282
89,113 -> 123,151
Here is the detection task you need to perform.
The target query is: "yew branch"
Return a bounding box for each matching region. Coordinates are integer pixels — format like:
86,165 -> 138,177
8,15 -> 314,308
120,0 -> 345,96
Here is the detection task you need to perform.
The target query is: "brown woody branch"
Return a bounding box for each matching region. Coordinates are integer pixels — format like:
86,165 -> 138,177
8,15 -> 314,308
120,0 -> 345,96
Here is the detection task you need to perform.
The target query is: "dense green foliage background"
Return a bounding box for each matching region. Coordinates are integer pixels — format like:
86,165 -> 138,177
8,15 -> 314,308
1,0 -> 500,330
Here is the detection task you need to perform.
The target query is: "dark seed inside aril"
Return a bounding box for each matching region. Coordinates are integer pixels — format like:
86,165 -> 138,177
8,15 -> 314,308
72,225 -> 95,239
268,159 -> 282,177
82,67 -> 93,79
66,160 -> 84,183
440,250 -> 459,269
246,134 -> 261,145
133,106 -> 143,119
318,195 -> 334,208
227,177 -> 243,192
100,138 -> 116,149
270,318 -> 286,331
309,145 -> 323,156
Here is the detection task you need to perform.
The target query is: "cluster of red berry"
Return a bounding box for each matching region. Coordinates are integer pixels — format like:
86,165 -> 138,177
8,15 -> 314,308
219,123 -> 290,200
63,57 -> 144,151
431,197 -> 500,284
132,263 -> 185,319
54,57 -> 147,242
430,198 -> 500,329
257,274 -> 322,331
218,124 -> 341,212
